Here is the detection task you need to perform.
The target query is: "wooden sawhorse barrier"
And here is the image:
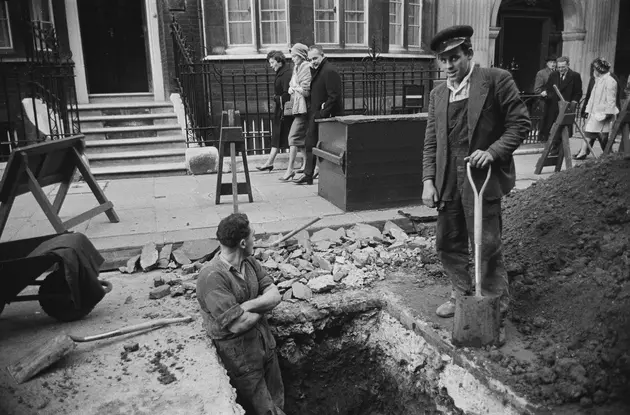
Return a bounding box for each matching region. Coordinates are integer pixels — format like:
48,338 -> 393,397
604,99 -> 630,155
535,86 -> 595,174
0,135 -> 119,239
215,110 -> 253,212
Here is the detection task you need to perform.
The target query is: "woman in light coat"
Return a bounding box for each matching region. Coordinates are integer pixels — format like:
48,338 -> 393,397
280,43 -> 311,181
574,58 -> 619,159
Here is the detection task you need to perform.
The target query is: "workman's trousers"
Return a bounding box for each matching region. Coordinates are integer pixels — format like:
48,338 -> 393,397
214,328 -> 285,415
303,113 -> 320,177
436,191 -> 509,312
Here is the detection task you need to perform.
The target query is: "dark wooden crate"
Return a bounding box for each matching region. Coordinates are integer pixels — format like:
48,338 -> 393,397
315,114 -> 427,212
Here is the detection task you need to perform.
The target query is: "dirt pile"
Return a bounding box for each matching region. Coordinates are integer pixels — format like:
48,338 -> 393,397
502,155 -> 630,409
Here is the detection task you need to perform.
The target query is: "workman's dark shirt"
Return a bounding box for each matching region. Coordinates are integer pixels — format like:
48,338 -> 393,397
441,98 -> 470,201
196,254 -> 274,340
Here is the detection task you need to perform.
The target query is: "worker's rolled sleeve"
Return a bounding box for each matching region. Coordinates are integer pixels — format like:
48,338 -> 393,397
201,273 -> 244,330
251,259 -> 273,294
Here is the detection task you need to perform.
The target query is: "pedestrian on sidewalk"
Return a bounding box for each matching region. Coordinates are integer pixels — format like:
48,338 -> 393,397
258,51 -> 293,173
421,25 -> 530,342
534,56 -> 556,142
574,58 -> 619,159
293,45 -> 343,185
280,43 -> 311,181
196,213 -> 285,415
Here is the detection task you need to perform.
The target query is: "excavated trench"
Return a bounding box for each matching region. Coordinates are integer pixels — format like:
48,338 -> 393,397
268,291 -> 530,415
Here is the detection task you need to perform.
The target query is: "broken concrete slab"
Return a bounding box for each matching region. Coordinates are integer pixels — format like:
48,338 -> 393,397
180,239 -> 220,262
291,282 -> 312,300
149,285 -> 171,299
158,244 -> 173,269
383,221 -> 409,241
119,254 -> 140,274
277,279 -> 296,290
310,227 -> 344,244
352,250 -> 370,267
307,274 -> 336,293
171,285 -> 186,297
282,288 -> 294,301
140,243 -> 159,272
279,263 -> 301,278
172,249 -> 191,266
263,259 -> 279,269
296,258 -> 314,272
295,230 -> 312,254
347,223 -> 382,240
312,254 -> 332,271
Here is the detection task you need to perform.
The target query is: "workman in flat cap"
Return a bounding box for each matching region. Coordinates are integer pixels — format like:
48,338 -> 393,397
421,26 -> 531,341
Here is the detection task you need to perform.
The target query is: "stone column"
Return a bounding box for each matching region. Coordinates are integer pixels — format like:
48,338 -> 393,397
578,0 -> 620,82
561,29 -> 587,75
488,27 -> 501,67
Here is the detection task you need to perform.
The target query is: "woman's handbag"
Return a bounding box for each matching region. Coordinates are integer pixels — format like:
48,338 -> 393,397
283,96 -> 294,117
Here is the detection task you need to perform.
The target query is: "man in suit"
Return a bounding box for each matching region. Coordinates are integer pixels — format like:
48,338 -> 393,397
293,45 -> 343,185
534,56 -> 556,142
541,56 -> 583,153
421,26 -> 530,339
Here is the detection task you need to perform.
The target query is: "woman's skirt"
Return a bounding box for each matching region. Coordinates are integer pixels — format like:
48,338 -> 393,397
271,109 -> 292,149
287,114 -> 308,147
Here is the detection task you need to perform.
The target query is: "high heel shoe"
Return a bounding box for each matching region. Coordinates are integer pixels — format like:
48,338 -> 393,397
279,172 -> 295,181
256,165 -> 274,172
313,172 -> 319,180
293,174 -> 313,185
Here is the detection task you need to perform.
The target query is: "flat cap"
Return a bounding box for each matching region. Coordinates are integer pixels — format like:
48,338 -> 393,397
430,25 -> 474,54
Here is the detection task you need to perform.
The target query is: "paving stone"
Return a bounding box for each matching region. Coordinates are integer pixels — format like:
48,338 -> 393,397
149,285 -> 171,299
277,279 -> 296,290
279,263 -> 301,278
296,258 -> 314,272
172,249 -> 191,265
180,239 -> 220,262
314,240 -> 333,251
158,244 -> 173,269
291,282 -> 312,300
289,249 -> 303,259
312,254 -> 332,271
310,227 -> 343,243
307,274 -> 336,293
119,254 -> 140,274
263,259 -> 279,269
140,242 -> 159,271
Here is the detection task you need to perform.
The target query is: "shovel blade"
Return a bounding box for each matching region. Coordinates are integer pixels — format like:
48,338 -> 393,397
452,296 -> 501,348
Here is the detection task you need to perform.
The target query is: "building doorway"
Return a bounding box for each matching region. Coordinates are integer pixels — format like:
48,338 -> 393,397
78,0 -> 150,94
494,0 -> 563,93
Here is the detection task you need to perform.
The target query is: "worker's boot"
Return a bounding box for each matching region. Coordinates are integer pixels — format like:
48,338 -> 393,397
436,298 -> 456,318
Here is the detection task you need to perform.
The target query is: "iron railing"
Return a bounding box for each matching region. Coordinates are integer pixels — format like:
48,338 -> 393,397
0,20 -> 80,163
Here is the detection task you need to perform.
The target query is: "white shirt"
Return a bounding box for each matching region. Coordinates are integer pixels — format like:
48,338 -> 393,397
447,62 -> 476,103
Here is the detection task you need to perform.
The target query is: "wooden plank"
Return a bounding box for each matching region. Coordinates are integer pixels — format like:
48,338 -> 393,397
62,202 -> 114,230
230,142 -> 238,213
52,179 -> 72,215
24,163 -> 66,233
240,148 -> 254,203
219,183 -> 249,195
215,142 -> 225,205
72,147 -> 119,223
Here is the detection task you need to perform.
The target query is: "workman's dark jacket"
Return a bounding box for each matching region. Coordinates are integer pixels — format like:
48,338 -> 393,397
545,68 -> 583,104
422,67 -> 531,201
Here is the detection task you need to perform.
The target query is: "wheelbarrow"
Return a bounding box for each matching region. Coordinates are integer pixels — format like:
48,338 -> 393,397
0,233 -> 112,322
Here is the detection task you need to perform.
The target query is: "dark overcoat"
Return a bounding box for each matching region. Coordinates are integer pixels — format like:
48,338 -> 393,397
306,58 -> 343,146
422,67 -> 531,202
271,63 -> 293,148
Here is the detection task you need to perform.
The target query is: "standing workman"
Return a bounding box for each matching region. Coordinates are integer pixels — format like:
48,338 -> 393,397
421,26 -> 530,342
197,213 -> 285,415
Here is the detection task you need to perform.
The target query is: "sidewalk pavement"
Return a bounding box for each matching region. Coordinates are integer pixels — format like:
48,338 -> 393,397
0,140 -> 586,251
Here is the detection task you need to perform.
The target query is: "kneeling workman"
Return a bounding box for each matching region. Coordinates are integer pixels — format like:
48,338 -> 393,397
197,213 -> 285,415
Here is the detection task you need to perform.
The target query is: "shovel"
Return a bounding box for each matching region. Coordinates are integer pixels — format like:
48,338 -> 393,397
452,163 -> 501,348
7,316 -> 193,384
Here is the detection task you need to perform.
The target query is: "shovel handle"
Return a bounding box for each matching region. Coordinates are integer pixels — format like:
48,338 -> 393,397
466,163 -> 492,297
254,216 -> 322,249
68,316 -> 193,342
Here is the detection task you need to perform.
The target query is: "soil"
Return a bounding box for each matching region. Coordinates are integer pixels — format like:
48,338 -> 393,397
501,155 -> 630,409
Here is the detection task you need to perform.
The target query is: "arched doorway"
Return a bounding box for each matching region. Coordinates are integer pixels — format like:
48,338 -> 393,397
494,0 -> 564,93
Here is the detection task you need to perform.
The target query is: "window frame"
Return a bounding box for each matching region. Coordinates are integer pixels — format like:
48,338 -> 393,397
313,0 -> 369,47
407,0 -> 422,49
225,0 -> 256,48
29,0 -> 55,28
389,0 -> 403,49
313,0 -> 339,46
0,1 -> 13,50
258,0 -> 290,48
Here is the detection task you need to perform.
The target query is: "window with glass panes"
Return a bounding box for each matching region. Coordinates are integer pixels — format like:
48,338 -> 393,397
226,0 -> 254,46
314,0 -> 338,44
408,0 -> 421,47
344,0 -> 366,45
389,0 -> 403,47
0,1 -> 12,49
259,0 -> 288,45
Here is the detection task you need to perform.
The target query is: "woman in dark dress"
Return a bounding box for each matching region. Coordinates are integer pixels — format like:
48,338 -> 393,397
257,51 -> 293,171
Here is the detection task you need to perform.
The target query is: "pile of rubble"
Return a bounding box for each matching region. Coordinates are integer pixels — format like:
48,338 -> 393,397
255,221 -> 436,301
123,221 -> 440,303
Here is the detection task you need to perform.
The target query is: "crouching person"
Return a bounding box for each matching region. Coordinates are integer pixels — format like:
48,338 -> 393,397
197,213 -> 285,415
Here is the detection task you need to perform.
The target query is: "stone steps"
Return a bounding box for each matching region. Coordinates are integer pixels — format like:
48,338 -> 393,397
79,97 -> 187,179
